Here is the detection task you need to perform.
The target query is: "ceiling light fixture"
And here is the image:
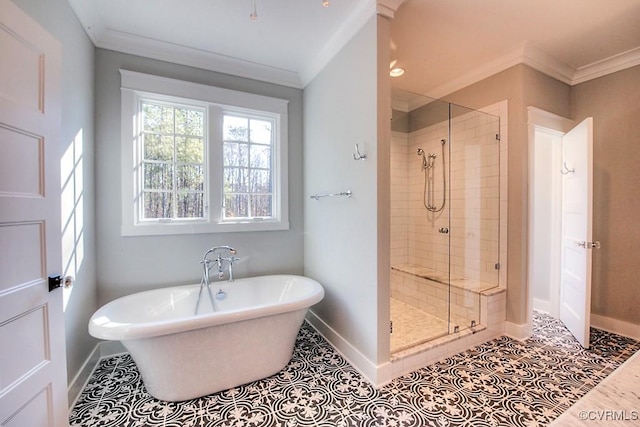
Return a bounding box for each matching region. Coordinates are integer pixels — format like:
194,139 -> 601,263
322,0 -> 330,7
390,67 -> 405,77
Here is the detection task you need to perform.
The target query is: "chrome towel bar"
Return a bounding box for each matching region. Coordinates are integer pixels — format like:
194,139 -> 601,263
310,190 -> 352,200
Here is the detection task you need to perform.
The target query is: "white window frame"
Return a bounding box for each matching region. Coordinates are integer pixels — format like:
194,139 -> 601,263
120,70 -> 289,236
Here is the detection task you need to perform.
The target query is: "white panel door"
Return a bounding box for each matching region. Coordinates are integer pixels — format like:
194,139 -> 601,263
559,117 -> 594,348
0,2 -> 68,426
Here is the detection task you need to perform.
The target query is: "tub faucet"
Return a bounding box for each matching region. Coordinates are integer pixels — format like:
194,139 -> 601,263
227,255 -> 240,282
202,246 -> 238,282
195,246 -> 239,315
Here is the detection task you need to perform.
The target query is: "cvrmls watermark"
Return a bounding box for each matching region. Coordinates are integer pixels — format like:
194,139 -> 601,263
578,410 -> 639,421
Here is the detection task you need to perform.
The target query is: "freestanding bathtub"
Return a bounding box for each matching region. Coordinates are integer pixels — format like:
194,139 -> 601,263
89,275 -> 324,401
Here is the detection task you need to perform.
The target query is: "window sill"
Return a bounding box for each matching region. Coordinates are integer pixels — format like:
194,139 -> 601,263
121,220 -> 290,237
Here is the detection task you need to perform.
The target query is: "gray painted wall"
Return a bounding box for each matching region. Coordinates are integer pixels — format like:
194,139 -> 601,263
303,17 -> 382,366
571,66 -> 640,326
94,49 -> 305,304
449,64 -> 640,330
13,0 -> 98,382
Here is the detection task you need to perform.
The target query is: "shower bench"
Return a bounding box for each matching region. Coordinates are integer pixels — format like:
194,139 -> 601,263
391,263 -> 501,332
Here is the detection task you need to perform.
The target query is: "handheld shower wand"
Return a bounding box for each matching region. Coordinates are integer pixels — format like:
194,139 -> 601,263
417,140 -> 446,213
417,148 -> 428,169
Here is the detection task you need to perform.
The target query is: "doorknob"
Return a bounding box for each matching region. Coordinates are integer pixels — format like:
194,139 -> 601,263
576,241 -> 601,249
63,275 -> 75,288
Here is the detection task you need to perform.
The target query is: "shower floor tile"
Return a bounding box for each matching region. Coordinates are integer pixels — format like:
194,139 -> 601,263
70,311 -> 639,427
390,297 -> 448,353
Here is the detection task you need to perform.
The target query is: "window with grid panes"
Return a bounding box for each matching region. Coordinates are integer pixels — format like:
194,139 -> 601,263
140,99 -> 206,221
222,114 -> 274,220
120,70 -> 289,236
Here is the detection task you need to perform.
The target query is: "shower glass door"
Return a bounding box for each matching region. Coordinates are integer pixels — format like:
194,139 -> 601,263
390,91 -> 502,353
389,91 -> 452,353
448,104 -> 501,334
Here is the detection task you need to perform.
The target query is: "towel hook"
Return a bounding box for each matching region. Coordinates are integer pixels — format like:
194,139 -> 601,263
353,144 -> 367,161
561,162 -> 575,175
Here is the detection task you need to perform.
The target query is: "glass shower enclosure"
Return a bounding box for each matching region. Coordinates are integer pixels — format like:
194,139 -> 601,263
389,90 -> 501,354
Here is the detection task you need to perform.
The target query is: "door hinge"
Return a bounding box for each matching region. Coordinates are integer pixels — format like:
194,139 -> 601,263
390,320 -> 393,334
495,263 -> 501,270
48,275 -> 62,292
496,133 -> 501,141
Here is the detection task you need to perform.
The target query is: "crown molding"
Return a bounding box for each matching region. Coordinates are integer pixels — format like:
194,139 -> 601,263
424,41 -> 640,100
377,0 -> 407,19
68,0 -> 640,93
67,0 -> 303,88
97,28 -> 303,88
68,0 -> 380,90
572,46 -> 640,85
521,43 -> 574,85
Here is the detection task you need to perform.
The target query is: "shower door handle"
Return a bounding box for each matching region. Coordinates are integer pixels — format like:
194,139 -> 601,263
438,227 -> 449,234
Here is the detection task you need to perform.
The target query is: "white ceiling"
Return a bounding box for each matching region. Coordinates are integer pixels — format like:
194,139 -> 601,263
68,0 -> 640,97
67,0 -> 376,87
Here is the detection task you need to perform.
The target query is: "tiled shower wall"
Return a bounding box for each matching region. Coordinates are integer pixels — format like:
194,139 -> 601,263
390,132 -> 409,268
446,111 -> 500,284
390,109 -> 501,310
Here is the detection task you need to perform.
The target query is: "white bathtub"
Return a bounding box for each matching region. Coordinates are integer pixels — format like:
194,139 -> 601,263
89,274 -> 324,401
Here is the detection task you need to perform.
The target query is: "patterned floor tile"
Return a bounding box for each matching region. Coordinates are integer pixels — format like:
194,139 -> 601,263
411,383 -> 477,425
322,366 -> 381,406
358,398 -> 432,427
70,314 -> 639,427
218,378 -> 284,415
271,382 -> 331,426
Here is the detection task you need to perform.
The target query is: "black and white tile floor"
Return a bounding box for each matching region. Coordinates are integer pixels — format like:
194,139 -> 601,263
70,311 -> 639,427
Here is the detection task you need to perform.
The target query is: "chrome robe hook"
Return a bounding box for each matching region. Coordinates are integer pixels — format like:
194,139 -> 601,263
561,162 -> 575,175
353,144 -> 367,161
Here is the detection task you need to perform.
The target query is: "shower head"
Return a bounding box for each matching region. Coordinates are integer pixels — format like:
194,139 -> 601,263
417,148 -> 428,169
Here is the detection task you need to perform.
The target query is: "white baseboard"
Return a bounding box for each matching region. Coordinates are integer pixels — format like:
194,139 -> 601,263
305,310 -> 381,386
68,344 -> 101,409
591,313 -> 640,341
504,321 -> 531,341
533,298 -> 551,314
67,340 -> 128,408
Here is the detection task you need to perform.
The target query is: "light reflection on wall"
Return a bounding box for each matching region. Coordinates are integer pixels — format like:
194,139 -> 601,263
61,128 -> 85,311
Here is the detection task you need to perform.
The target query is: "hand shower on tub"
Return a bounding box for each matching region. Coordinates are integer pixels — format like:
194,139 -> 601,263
195,246 -> 238,314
